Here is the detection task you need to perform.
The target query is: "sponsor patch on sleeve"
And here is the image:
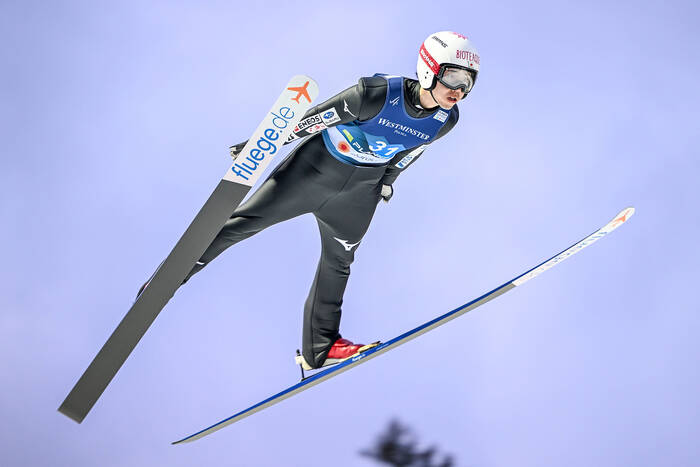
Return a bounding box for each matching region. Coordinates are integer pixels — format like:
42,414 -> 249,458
304,122 -> 327,134
395,145 -> 426,169
321,107 -> 341,125
294,114 -> 324,132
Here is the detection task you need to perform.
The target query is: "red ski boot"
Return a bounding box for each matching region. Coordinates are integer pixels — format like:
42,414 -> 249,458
295,338 -> 380,370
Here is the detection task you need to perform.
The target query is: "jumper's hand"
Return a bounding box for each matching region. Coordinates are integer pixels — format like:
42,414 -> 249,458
381,184 -> 393,203
229,140 -> 248,160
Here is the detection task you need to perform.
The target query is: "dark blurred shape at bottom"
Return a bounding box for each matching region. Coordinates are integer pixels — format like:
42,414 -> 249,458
360,419 -> 455,467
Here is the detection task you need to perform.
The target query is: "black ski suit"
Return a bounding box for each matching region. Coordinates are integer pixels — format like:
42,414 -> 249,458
185,76 -> 459,368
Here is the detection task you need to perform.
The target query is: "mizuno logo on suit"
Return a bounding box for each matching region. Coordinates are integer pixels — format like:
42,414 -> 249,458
333,237 -> 361,251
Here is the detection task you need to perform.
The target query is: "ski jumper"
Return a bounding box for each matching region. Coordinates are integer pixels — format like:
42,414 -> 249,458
184,75 -> 460,368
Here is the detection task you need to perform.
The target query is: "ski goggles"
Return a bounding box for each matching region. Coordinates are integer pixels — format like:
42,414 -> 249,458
437,66 -> 475,93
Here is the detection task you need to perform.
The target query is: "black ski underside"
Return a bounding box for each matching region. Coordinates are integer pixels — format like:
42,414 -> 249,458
59,179 -> 250,423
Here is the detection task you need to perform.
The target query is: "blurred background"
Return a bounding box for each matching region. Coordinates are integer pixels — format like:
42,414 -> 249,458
1,0 -> 698,465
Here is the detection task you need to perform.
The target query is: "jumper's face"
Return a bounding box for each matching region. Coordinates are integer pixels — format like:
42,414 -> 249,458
432,81 -> 465,109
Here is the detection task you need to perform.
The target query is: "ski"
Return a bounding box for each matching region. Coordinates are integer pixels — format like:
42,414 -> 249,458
172,207 -> 635,444
58,76 -> 319,424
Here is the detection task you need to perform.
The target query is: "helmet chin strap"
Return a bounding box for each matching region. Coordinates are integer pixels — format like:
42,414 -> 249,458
427,84 -> 442,109
429,89 -> 440,107
418,82 -> 442,109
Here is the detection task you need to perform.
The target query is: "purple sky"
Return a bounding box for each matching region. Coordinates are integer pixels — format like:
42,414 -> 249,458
2,1 -> 699,466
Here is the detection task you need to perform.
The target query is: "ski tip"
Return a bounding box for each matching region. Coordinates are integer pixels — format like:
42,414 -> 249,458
600,207 -> 635,234
613,206 -> 635,225
617,206 -> 635,220
288,74 -> 317,86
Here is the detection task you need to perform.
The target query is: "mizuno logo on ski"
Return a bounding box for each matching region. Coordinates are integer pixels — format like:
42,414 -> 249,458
333,237 -> 360,251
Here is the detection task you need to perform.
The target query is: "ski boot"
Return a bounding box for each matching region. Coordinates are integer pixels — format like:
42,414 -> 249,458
295,338 -> 381,372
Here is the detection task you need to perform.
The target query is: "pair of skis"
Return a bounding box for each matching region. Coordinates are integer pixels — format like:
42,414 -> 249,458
57,76 -> 635,445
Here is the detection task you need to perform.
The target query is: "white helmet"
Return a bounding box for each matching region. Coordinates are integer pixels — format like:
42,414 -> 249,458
417,31 -> 480,95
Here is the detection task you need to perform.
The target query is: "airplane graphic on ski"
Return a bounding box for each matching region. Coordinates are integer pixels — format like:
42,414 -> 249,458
288,81 -> 312,104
